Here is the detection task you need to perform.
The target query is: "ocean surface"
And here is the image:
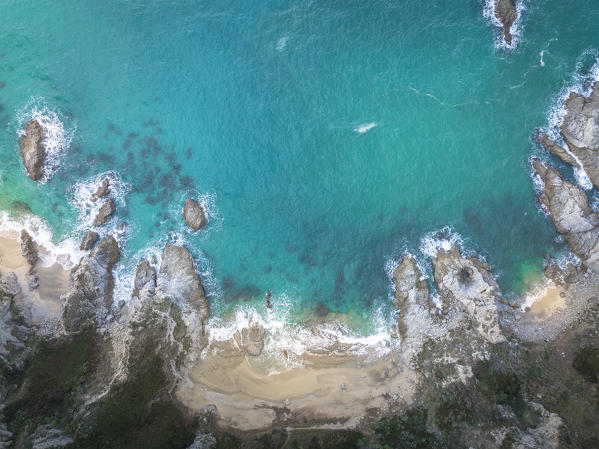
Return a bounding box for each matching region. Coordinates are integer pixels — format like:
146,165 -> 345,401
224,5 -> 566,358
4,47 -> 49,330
1,0 -> 598,334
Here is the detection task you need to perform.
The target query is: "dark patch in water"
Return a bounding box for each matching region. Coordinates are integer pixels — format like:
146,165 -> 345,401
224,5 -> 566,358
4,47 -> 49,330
315,301 -> 331,317
0,105 -> 3,113
222,277 -> 261,302
86,154 -> 95,165
185,147 -> 192,159
107,122 -> 115,132
7,67 -> 14,72
286,243 -> 299,253
98,153 -> 116,164
334,266 -> 345,296
179,176 -> 194,190
0,82 -> 5,89
464,208 -> 483,234
264,265 -> 272,273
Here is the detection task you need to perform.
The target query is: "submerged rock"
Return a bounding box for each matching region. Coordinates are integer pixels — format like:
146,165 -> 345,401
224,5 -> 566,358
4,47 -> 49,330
62,236 -> 120,332
494,0 -> 518,46
236,321 -> 266,356
20,230 -> 38,267
90,178 -> 110,202
93,199 -> 115,227
157,244 -> 209,322
183,198 -> 207,231
80,230 -> 99,251
19,119 -> 46,181
432,246 -> 505,343
533,159 -> 599,271
392,255 -> 430,339
132,260 -> 156,302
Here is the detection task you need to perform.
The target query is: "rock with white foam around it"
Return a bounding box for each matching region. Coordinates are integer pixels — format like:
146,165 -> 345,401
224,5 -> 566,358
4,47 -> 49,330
93,199 -> 115,227
533,159 -> 599,272
183,198 -> 207,231
494,0 -> 518,46
19,120 -> 46,181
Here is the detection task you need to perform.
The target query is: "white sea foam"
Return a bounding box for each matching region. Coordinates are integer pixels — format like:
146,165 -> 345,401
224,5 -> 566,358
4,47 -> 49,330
482,0 -> 526,51
16,97 -> 75,183
353,122 -> 376,134
276,36 -> 289,52
0,210 -> 83,270
67,171 -> 131,237
419,226 -> 465,259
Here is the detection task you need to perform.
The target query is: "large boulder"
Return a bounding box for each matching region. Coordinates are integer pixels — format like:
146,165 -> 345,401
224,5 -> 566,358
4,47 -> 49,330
183,199 -> 207,231
19,120 -> 46,181
432,247 -> 505,343
157,244 -> 210,322
494,0 -> 518,46
80,230 -> 99,251
93,199 -> 115,227
62,236 -> 120,332
541,83 -> 599,189
533,159 -> 599,271
0,272 -> 21,297
392,255 -> 430,339
20,230 -> 38,267
132,260 -> 156,303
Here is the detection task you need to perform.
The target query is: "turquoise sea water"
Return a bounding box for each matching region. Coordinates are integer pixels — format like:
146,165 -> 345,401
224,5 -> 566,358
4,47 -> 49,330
0,0 -> 598,331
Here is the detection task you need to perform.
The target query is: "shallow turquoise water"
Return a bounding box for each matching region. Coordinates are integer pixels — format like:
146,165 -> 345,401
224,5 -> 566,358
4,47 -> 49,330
0,0 -> 598,329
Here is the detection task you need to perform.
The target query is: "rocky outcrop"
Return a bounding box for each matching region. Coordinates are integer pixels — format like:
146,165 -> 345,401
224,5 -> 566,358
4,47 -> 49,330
0,272 -> 21,297
90,178 -> 110,202
533,159 -> 599,271
132,260 -> 156,303
183,199 -> 207,231
93,199 -> 115,227
20,230 -> 38,267
540,83 -> 599,189
62,236 -> 120,332
156,244 -> 209,322
80,230 -> 99,251
392,255 -> 430,339
494,0 -> 518,46
19,120 -> 46,181
432,247 -> 505,343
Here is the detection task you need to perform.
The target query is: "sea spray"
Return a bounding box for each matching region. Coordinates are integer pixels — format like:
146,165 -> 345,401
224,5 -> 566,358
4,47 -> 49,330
16,96 -> 75,184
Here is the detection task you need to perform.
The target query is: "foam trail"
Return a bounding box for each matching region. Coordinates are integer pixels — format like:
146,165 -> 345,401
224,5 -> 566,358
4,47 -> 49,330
16,96 -> 75,183
353,122 -> 376,134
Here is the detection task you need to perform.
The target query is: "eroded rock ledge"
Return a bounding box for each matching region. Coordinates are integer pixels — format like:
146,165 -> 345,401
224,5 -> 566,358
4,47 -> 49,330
19,120 -> 46,181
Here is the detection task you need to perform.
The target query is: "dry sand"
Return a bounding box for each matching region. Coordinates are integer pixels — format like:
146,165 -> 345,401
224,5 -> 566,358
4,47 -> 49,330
178,350 -> 419,432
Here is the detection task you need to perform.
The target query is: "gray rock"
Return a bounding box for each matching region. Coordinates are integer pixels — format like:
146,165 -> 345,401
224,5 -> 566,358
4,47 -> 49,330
183,198 -> 207,231
234,321 -> 265,356
90,178 -> 110,202
132,260 -> 156,302
19,120 -> 46,181
80,230 -> 99,251
28,275 -> 39,291
432,246 -> 505,343
62,236 -> 120,332
93,199 -> 115,227
533,159 -> 599,271
0,272 -> 21,297
549,82 -> 599,189
392,255 -> 430,339
494,0 -> 518,46
20,230 -> 38,267
157,244 -> 209,322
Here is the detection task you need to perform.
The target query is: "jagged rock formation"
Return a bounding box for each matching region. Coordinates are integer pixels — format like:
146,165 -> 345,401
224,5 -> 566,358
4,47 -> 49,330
392,255 -> 430,340
432,247 -> 505,343
157,244 -> 210,322
533,159 -> 599,271
20,230 -> 38,267
80,230 -> 99,251
183,198 -> 207,231
62,236 -> 120,332
539,82 -> 599,189
93,199 -> 115,227
211,321 -> 266,357
90,178 -> 110,202
132,260 -> 156,303
494,0 -> 518,46
19,120 -> 46,181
